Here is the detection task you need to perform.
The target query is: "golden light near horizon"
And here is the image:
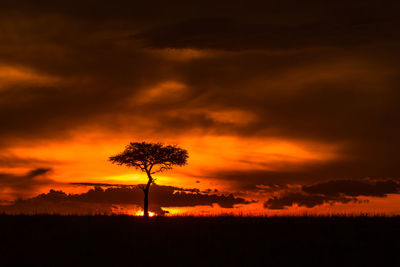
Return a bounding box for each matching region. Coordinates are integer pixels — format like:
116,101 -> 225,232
2,132 -> 341,187
135,210 -> 155,217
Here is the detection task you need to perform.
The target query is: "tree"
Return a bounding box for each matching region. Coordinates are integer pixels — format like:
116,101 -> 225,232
109,142 -> 188,218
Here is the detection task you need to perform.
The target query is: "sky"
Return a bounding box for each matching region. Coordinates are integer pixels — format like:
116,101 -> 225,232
0,0 -> 399,215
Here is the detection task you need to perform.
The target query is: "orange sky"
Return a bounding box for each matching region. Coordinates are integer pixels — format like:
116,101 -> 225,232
1,127 -> 399,215
0,2 -> 400,215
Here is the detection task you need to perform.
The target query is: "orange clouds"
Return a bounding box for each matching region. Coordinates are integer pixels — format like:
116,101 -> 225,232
0,64 -> 59,90
134,81 -> 187,104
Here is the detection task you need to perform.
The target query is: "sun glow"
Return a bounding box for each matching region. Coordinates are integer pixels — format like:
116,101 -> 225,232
135,210 -> 155,217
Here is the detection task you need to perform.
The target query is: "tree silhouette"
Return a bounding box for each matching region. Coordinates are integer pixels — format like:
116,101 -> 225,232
109,142 -> 188,218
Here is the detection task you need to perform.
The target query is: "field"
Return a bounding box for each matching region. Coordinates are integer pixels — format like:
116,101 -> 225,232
0,215 -> 399,266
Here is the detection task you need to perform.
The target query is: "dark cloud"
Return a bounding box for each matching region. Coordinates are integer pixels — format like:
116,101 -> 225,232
264,178 -> 400,209
27,168 -> 52,177
70,182 -> 136,188
302,179 -> 400,197
0,184 -> 250,215
0,168 -> 55,199
68,184 -> 249,209
264,192 -> 357,209
134,15 -> 400,51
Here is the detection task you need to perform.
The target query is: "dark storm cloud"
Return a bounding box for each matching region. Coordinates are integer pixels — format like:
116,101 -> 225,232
264,192 -> 357,209
302,179 -> 400,197
68,184 -> 249,209
0,168 -> 55,198
70,182 -> 202,193
134,15 -> 400,50
0,51 -> 172,145
263,178 -> 400,209
70,182 -> 136,188
0,184 -> 250,215
0,0 -> 399,188
27,168 -> 52,177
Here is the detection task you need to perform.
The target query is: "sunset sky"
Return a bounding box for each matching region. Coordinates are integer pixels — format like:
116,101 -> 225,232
1,0 -> 399,215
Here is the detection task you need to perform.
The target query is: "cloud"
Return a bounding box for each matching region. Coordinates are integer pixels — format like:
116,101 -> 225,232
70,182 -> 136,188
27,168 -> 52,177
264,192 -> 357,209
302,179 -> 400,197
0,184 -> 251,215
134,15 -> 400,50
70,182 -> 203,194
264,178 -> 400,209
0,168 -> 55,199
0,155 -> 57,168
70,184 -> 249,209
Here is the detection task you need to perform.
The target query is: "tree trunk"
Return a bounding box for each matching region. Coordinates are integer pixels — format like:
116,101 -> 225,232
143,187 -> 149,218
143,175 -> 152,218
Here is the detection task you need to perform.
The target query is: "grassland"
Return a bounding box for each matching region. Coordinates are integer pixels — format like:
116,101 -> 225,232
0,215 -> 398,266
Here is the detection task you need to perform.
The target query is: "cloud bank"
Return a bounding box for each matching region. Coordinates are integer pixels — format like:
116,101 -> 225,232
264,179 -> 400,209
0,184 -> 250,215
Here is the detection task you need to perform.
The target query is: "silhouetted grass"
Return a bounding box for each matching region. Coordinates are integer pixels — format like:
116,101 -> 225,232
0,214 -> 398,266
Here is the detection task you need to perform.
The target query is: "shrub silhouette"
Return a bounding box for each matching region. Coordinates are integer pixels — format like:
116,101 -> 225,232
109,142 -> 188,218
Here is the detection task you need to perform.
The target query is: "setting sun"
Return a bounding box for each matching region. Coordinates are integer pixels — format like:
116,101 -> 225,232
135,210 -> 155,217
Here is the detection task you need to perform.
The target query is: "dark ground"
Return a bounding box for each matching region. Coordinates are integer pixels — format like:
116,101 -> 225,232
0,215 -> 399,266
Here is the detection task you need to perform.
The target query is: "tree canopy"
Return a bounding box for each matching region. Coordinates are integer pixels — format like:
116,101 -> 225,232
109,142 -> 188,175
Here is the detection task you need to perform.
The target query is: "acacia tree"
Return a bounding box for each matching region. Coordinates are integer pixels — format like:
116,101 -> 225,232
109,142 -> 188,218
